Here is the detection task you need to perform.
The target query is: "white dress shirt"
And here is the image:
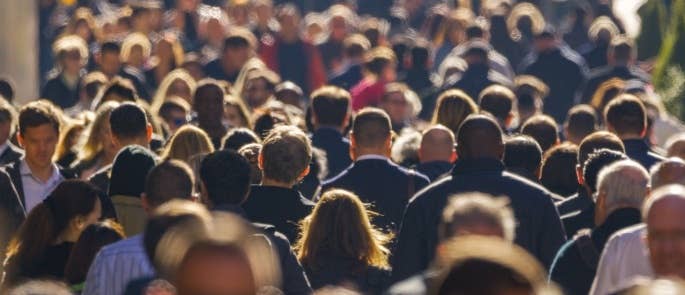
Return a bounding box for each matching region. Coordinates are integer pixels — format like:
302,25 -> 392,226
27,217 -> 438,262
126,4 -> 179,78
590,224 -> 654,295
20,159 -> 63,212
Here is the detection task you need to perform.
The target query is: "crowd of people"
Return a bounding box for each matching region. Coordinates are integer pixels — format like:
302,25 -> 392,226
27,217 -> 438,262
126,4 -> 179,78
1,0 -> 685,294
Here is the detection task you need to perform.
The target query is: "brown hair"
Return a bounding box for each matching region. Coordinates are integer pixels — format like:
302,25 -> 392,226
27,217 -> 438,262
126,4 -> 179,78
261,125 -> 312,184
521,114 -> 558,152
478,85 -> 515,123
352,108 -> 392,148
18,100 -> 62,136
577,131 -> 625,168
604,94 -> 646,136
295,189 -> 391,270
224,95 -> 252,129
161,125 -> 215,164
432,89 -> 478,136
541,143 -> 579,197
311,86 -> 350,127
144,160 -> 195,208
363,47 -> 396,76
64,220 -> 125,284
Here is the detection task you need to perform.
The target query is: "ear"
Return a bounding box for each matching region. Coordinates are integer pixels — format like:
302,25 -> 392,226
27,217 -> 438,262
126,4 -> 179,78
450,150 -> 458,163
349,133 -> 357,161
146,123 -> 153,143
640,123 -> 647,138
141,193 -> 152,215
576,164 -> 584,185
310,110 -> 318,126
16,132 -> 24,148
505,113 -> 514,128
298,165 -> 310,182
199,181 -> 212,207
258,151 -> 264,170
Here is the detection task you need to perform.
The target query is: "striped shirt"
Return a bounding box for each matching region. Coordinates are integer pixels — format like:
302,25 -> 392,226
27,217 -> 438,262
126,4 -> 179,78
82,235 -> 154,295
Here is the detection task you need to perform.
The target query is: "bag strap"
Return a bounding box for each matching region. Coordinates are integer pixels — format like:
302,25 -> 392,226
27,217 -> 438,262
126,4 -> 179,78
574,229 -> 600,269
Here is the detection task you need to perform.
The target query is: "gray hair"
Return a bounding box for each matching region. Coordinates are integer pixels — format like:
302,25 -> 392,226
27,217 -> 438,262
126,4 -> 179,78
597,159 -> 649,211
649,157 -> 685,189
439,193 -> 516,242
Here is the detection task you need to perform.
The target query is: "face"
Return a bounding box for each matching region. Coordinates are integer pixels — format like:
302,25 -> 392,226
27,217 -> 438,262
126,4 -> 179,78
206,19 -> 225,44
381,91 -> 409,124
62,50 -> 84,75
330,16 -> 348,41
279,14 -> 300,40
19,124 -> 59,169
75,21 -> 92,42
224,105 -> 246,128
167,79 -> 192,102
243,78 -> 272,108
164,108 -> 188,134
646,198 -> 685,278
255,4 -> 272,22
223,47 -> 250,73
381,64 -> 397,82
100,51 -> 121,77
0,120 -> 11,145
127,45 -> 144,67
176,247 -> 256,295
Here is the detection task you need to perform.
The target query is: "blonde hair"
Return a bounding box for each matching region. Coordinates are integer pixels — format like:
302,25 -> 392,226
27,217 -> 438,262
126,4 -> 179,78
161,125 -> 215,164
73,101 -> 120,166
224,95 -> 252,129
295,189 -> 392,270
151,69 -> 197,114
507,2 -> 545,40
432,89 -> 478,136
120,32 -> 152,62
52,35 -> 89,65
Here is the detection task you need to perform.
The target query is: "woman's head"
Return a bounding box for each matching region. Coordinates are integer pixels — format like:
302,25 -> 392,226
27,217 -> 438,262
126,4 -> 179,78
64,220 -> 125,285
151,69 -> 197,114
295,189 -> 391,270
76,101 -> 120,164
432,89 -> 478,135
224,96 -> 251,129
120,32 -> 151,68
162,125 -> 215,164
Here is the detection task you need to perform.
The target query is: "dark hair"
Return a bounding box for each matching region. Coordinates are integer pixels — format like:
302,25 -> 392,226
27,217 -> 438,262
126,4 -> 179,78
521,115 -> 558,152
99,77 -> 138,103
64,220 -> 125,285
0,99 -> 16,125
100,41 -> 121,55
193,80 -> 225,125
253,110 -> 289,139
261,126 -> 312,184
200,150 -> 252,206
352,108 -> 392,148
109,102 -> 148,140
4,180 -> 100,286
578,131 -> 625,169
479,85 -> 514,123
410,40 -> 430,69
457,114 -> 504,159
565,105 -> 597,142
364,47 -> 396,76
540,143 -> 579,196
604,94 -> 646,136
343,34 -> 370,58
609,36 -> 634,63
503,135 -> 542,178
221,127 -> 260,151
466,23 -> 486,39
109,145 -> 157,197
223,28 -> 256,50
0,78 -> 15,102
145,160 -> 194,207
311,86 -> 350,127
18,101 -> 61,136
583,149 -> 628,193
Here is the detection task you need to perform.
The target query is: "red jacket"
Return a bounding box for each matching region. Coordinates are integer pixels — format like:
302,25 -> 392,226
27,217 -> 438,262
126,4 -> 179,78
259,37 -> 326,95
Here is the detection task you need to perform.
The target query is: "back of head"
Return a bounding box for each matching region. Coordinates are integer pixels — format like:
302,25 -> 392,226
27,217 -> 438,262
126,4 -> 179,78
223,27 -> 257,52
98,77 -> 138,104
109,145 -> 157,197
310,86 -> 350,128
364,47 -> 397,76
18,100 -> 61,136
503,135 -> 542,178
261,125 -> 312,185
352,108 -> 392,149
145,159 -> 194,208
109,102 -> 148,141
432,89 -> 477,135
64,220 -> 125,284
420,125 -> 455,162
597,159 -> 649,210
540,143 -> 579,196
583,149 -> 628,194
200,150 -> 252,207
578,131 -> 625,169
456,114 -> 504,160
521,114 -> 558,152
439,193 -> 516,242
343,34 -> 371,59
221,127 -> 261,151
163,125 -> 214,163
609,35 -> 635,64
410,39 -> 430,69
478,85 -> 515,125
604,94 -> 646,138
565,104 -> 597,143
650,158 -> 685,189
0,78 -> 15,103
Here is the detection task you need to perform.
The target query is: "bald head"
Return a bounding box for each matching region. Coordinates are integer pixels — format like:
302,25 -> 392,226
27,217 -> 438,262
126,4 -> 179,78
644,184 -> 685,279
456,115 -> 504,160
651,158 -> 685,189
420,125 -> 456,163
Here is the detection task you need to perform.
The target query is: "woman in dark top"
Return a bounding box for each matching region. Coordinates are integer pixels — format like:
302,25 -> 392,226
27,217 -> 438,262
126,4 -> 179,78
295,189 -> 392,294
3,180 -> 101,289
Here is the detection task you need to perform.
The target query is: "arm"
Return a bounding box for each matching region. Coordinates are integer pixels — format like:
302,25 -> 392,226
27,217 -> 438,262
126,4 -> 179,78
270,231 -> 313,295
391,200 -> 428,283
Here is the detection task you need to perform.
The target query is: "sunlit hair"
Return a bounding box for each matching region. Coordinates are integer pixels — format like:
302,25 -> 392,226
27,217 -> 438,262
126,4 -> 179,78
224,95 -> 252,129
432,89 -> 478,136
161,125 -> 215,164
151,69 -> 197,114
150,34 -> 185,68
439,193 -> 516,242
63,7 -> 101,43
588,16 -> 620,43
52,35 -> 89,66
295,189 -> 392,270
120,32 -> 152,62
73,101 -> 119,166
590,78 -> 625,111
55,112 -> 92,163
507,2 -> 545,40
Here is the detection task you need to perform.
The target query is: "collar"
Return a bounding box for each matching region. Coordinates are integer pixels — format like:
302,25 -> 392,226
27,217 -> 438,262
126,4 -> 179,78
622,138 -> 650,149
356,154 -> 389,162
451,158 -> 505,175
20,159 -> 61,180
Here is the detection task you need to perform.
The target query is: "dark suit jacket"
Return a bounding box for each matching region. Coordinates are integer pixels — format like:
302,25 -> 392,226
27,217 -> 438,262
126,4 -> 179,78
311,128 -> 352,178
0,169 -> 24,263
241,185 -> 314,242
556,187 -> 593,216
0,143 -> 23,166
3,160 -> 76,213
415,161 -> 453,182
321,158 -> 430,233
623,139 -> 665,170
581,65 -> 651,104
392,158 -> 566,282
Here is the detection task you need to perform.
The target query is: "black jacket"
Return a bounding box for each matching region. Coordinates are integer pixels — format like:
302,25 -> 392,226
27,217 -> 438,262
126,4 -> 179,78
581,65 -> 651,104
415,161 -> 453,182
311,128 -> 352,179
557,188 -> 596,239
329,63 -> 363,91
0,169 -> 24,262
304,255 -> 390,294
3,160 -> 76,213
0,143 -> 23,166
241,185 -> 314,242
321,158 -> 430,233
623,139 -> 665,170
41,74 -> 80,109
443,64 -> 512,103
556,187 -> 593,216
392,158 -> 566,282
550,208 -> 642,295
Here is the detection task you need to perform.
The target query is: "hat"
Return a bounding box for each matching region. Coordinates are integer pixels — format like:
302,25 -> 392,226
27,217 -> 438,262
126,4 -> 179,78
109,145 -> 158,197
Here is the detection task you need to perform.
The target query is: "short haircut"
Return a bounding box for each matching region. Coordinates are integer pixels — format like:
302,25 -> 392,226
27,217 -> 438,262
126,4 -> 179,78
0,78 -> 15,102
521,115 -> 558,152
565,104 -> 597,141
144,160 -> 194,207
578,131 -> 625,169
18,100 -> 61,135
597,159 -> 649,209
200,150 -> 252,206
0,99 -> 16,130
221,127 -> 260,151
457,114 -> 504,159
261,125 -> 312,184
100,41 -> 121,55
364,47 -> 396,76
503,135 -> 542,177
439,193 -> 516,242
478,85 -> 515,123
540,143 -> 579,196
609,35 -> 635,63
583,149 -> 628,193
223,30 -> 255,51
343,34 -> 371,58
604,94 -> 646,136
409,39 -> 430,68
109,102 -> 148,140
100,77 -> 138,102
310,86 -> 350,127
466,23 -> 486,39
352,108 -> 392,148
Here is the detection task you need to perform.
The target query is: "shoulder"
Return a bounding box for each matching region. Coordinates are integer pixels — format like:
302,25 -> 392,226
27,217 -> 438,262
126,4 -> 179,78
97,236 -> 145,258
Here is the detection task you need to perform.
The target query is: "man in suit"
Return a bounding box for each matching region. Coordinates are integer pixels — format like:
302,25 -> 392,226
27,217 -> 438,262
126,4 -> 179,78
310,86 -> 352,178
241,125 -> 314,242
416,125 -> 456,182
392,114 -> 566,282
321,108 -> 429,233
0,100 -> 22,166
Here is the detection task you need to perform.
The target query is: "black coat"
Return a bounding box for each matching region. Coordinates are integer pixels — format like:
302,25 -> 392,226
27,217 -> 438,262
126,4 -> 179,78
321,158 -> 430,233
41,74 -> 80,109
0,169 -> 24,261
311,128 -> 352,179
241,185 -> 314,242
550,208 -> 642,295
415,161 -> 453,182
443,64 -> 512,103
557,188 -> 596,239
0,143 -> 23,167
581,65 -> 651,104
623,139 -> 665,170
392,158 -> 566,282
304,255 -> 390,294
329,63 -> 363,91
556,187 -> 592,216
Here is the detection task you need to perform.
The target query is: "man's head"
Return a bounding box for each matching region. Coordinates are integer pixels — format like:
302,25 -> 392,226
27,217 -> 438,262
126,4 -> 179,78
143,159 -> 194,214
576,131 -> 625,185
604,94 -> 647,139
342,34 -> 371,61
53,35 -> 88,75
380,83 -> 414,126
650,158 -> 685,189
462,41 -> 490,67
514,75 -> 547,125
276,3 -> 302,42
109,145 -> 158,199
644,184 -> 685,279
666,133 -> 685,160
0,99 -> 16,145
350,108 -> 393,159
540,143 -> 579,196
98,41 -> 122,78
439,193 -> 516,242
521,114 -> 559,153
109,102 -> 152,149
193,79 -> 226,127
503,135 -> 542,180
242,69 -> 280,109
582,149 -> 627,196
310,86 -> 351,130
221,28 -> 256,75
259,125 -> 312,187
608,35 -> 636,66
595,159 -> 649,224
564,104 -> 598,145
478,85 -> 515,129
419,125 -> 456,164
97,77 -> 138,105
17,101 -> 62,169
456,114 -> 504,160
363,47 -> 397,82
200,150 -> 252,207
409,39 -> 431,70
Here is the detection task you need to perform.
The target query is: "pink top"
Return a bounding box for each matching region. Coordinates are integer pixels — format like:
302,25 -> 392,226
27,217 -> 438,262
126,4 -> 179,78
350,78 -> 386,111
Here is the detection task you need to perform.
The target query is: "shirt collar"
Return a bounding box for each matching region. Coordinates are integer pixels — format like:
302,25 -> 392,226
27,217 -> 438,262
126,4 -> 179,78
20,159 -> 61,181
355,154 -> 389,162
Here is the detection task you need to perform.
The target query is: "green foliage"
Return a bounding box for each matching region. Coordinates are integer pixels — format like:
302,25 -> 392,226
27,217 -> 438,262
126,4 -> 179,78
657,66 -> 685,120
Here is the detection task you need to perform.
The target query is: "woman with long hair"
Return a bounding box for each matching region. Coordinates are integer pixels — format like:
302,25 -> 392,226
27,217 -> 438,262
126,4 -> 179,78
3,180 -> 101,288
150,68 -> 197,115
431,89 -> 478,136
70,101 -> 120,179
161,124 -> 215,164
295,189 -> 392,294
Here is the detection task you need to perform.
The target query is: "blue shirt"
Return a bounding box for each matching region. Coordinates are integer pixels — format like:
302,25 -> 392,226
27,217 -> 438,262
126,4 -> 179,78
83,235 -> 154,295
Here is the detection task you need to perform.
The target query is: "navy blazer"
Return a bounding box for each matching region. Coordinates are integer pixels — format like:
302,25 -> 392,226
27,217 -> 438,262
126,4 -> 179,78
311,128 -> 352,178
392,158 -> 566,282
623,139 -> 665,170
0,143 -> 23,167
321,158 -> 430,234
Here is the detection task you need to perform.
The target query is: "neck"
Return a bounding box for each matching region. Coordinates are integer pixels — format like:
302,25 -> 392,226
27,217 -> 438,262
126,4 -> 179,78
25,159 -> 54,181
354,150 -> 389,160
261,178 -> 293,188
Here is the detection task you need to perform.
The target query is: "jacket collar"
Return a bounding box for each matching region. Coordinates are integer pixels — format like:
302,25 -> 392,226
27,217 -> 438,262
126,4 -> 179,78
592,207 -> 642,246
451,158 -> 505,176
